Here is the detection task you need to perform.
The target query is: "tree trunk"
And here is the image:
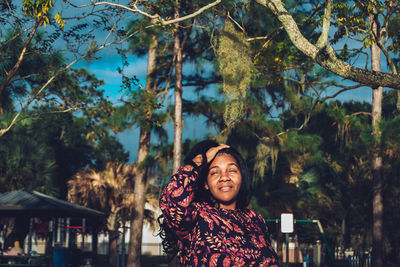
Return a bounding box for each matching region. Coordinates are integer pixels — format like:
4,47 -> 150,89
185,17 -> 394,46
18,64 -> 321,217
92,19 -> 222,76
370,15 -> 383,267
169,5 -> 183,267
108,230 -> 119,267
126,32 -> 159,267
107,212 -> 120,267
172,1 -> 183,174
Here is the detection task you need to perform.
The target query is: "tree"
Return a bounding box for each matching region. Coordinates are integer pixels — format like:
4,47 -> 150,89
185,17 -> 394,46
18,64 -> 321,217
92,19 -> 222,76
1,0 -> 140,135
68,162 -> 158,267
126,27 -> 159,266
172,0 -> 185,173
0,122 -> 57,193
298,100 -> 373,251
380,91 -> 400,264
113,3 -> 224,265
0,105 -> 128,195
254,0 -> 400,90
1,0 -> 135,198
369,7 -> 384,264
229,1 -> 400,264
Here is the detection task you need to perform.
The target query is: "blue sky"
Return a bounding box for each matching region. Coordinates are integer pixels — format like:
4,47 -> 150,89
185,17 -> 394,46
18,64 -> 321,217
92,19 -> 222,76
78,40 -> 380,162
76,47 -> 218,162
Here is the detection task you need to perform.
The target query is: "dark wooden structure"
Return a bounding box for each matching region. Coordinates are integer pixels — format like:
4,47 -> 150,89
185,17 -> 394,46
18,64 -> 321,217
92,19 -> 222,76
0,189 -> 105,266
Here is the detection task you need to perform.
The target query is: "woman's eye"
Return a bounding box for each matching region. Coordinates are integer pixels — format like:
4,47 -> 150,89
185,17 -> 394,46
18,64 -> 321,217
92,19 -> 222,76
229,169 -> 238,173
210,171 -> 219,176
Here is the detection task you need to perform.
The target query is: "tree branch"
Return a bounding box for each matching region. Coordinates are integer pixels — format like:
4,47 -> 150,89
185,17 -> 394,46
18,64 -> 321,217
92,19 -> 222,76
227,12 -> 245,32
346,111 -> 371,117
0,15 -> 43,96
377,38 -> 397,75
0,18 -> 150,136
320,84 -> 364,102
69,0 -> 221,26
316,0 -> 332,48
0,106 -> 81,137
255,0 -> 400,90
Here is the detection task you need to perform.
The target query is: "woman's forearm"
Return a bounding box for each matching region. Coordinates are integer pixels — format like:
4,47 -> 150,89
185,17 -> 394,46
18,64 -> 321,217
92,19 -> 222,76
159,166 -> 199,237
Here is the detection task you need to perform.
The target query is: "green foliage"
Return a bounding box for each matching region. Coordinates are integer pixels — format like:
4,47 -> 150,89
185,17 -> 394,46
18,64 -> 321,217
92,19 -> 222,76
0,24 -> 126,196
0,122 -> 57,194
254,139 -> 279,180
387,13 -> 400,53
280,131 -> 322,159
126,18 -> 164,57
183,96 -> 226,131
381,117 -> 400,160
93,136 -> 130,170
331,2 -> 368,43
325,101 -> 373,150
216,20 -> 252,126
1,29 -> 58,113
0,108 -> 129,197
111,89 -> 163,132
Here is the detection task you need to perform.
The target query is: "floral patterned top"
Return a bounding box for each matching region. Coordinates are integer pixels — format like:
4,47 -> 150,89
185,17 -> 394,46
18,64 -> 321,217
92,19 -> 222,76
159,167 -> 279,267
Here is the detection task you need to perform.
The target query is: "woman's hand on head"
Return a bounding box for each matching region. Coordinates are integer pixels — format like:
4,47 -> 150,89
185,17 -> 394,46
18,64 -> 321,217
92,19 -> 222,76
183,154 -> 204,171
206,144 -> 230,163
192,154 -> 203,166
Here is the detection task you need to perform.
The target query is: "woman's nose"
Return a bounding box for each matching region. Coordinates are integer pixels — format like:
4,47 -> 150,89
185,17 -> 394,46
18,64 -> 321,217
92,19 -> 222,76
219,171 -> 231,182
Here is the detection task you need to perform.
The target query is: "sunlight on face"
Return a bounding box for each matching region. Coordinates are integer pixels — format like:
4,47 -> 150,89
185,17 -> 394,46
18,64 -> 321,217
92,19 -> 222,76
205,153 -> 242,210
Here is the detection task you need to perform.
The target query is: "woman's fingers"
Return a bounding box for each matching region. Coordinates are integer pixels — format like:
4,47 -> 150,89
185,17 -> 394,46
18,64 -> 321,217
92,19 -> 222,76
192,154 -> 203,166
206,144 -> 230,163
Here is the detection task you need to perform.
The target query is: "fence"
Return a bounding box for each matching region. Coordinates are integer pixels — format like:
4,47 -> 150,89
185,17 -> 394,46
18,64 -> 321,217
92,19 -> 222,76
347,254 -> 371,267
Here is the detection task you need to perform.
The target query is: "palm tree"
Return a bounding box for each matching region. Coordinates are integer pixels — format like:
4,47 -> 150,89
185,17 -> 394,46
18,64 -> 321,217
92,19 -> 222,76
67,162 -> 158,267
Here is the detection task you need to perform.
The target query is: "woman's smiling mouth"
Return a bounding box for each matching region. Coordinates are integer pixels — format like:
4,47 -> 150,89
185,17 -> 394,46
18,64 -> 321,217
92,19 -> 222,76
219,186 -> 233,191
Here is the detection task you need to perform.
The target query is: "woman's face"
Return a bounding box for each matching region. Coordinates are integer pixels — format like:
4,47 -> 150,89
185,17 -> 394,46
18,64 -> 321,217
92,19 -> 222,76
204,153 -> 242,210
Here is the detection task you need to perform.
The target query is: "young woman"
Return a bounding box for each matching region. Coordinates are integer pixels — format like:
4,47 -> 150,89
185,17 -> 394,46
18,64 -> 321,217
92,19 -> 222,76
159,140 -> 279,266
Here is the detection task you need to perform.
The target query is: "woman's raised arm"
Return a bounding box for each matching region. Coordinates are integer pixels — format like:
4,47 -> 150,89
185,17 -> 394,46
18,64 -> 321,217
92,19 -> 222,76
159,165 -> 199,238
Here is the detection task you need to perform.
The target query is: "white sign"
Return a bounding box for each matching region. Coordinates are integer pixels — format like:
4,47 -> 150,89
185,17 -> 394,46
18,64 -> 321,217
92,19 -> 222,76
281,213 -> 294,233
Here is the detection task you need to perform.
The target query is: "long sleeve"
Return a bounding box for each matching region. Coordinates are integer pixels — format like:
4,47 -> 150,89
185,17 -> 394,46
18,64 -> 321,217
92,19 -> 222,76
159,167 -> 200,238
257,214 -> 279,264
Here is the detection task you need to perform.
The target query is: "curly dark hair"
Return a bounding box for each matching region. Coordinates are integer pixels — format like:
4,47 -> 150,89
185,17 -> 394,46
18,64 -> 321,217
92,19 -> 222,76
158,140 -> 253,260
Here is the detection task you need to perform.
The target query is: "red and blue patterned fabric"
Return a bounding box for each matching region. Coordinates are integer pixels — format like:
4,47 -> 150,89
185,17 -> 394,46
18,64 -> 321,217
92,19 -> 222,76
160,167 -> 279,267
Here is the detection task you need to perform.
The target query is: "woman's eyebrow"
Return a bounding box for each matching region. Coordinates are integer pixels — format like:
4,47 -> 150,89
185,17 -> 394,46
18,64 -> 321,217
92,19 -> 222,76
228,163 -> 239,167
209,162 -> 238,169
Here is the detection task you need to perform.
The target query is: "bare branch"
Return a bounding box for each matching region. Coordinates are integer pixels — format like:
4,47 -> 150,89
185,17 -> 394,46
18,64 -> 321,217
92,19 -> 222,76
0,25 -> 35,46
255,111 -> 311,143
320,84 -> 364,102
354,0 -> 366,9
69,0 -> 221,26
5,0 -> 18,27
0,106 -> 81,137
0,113 -> 22,137
346,111 -> 371,117
316,0 -> 332,48
102,23 -> 117,47
377,38 -> 397,75
0,15 -> 44,96
227,12 -> 245,32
